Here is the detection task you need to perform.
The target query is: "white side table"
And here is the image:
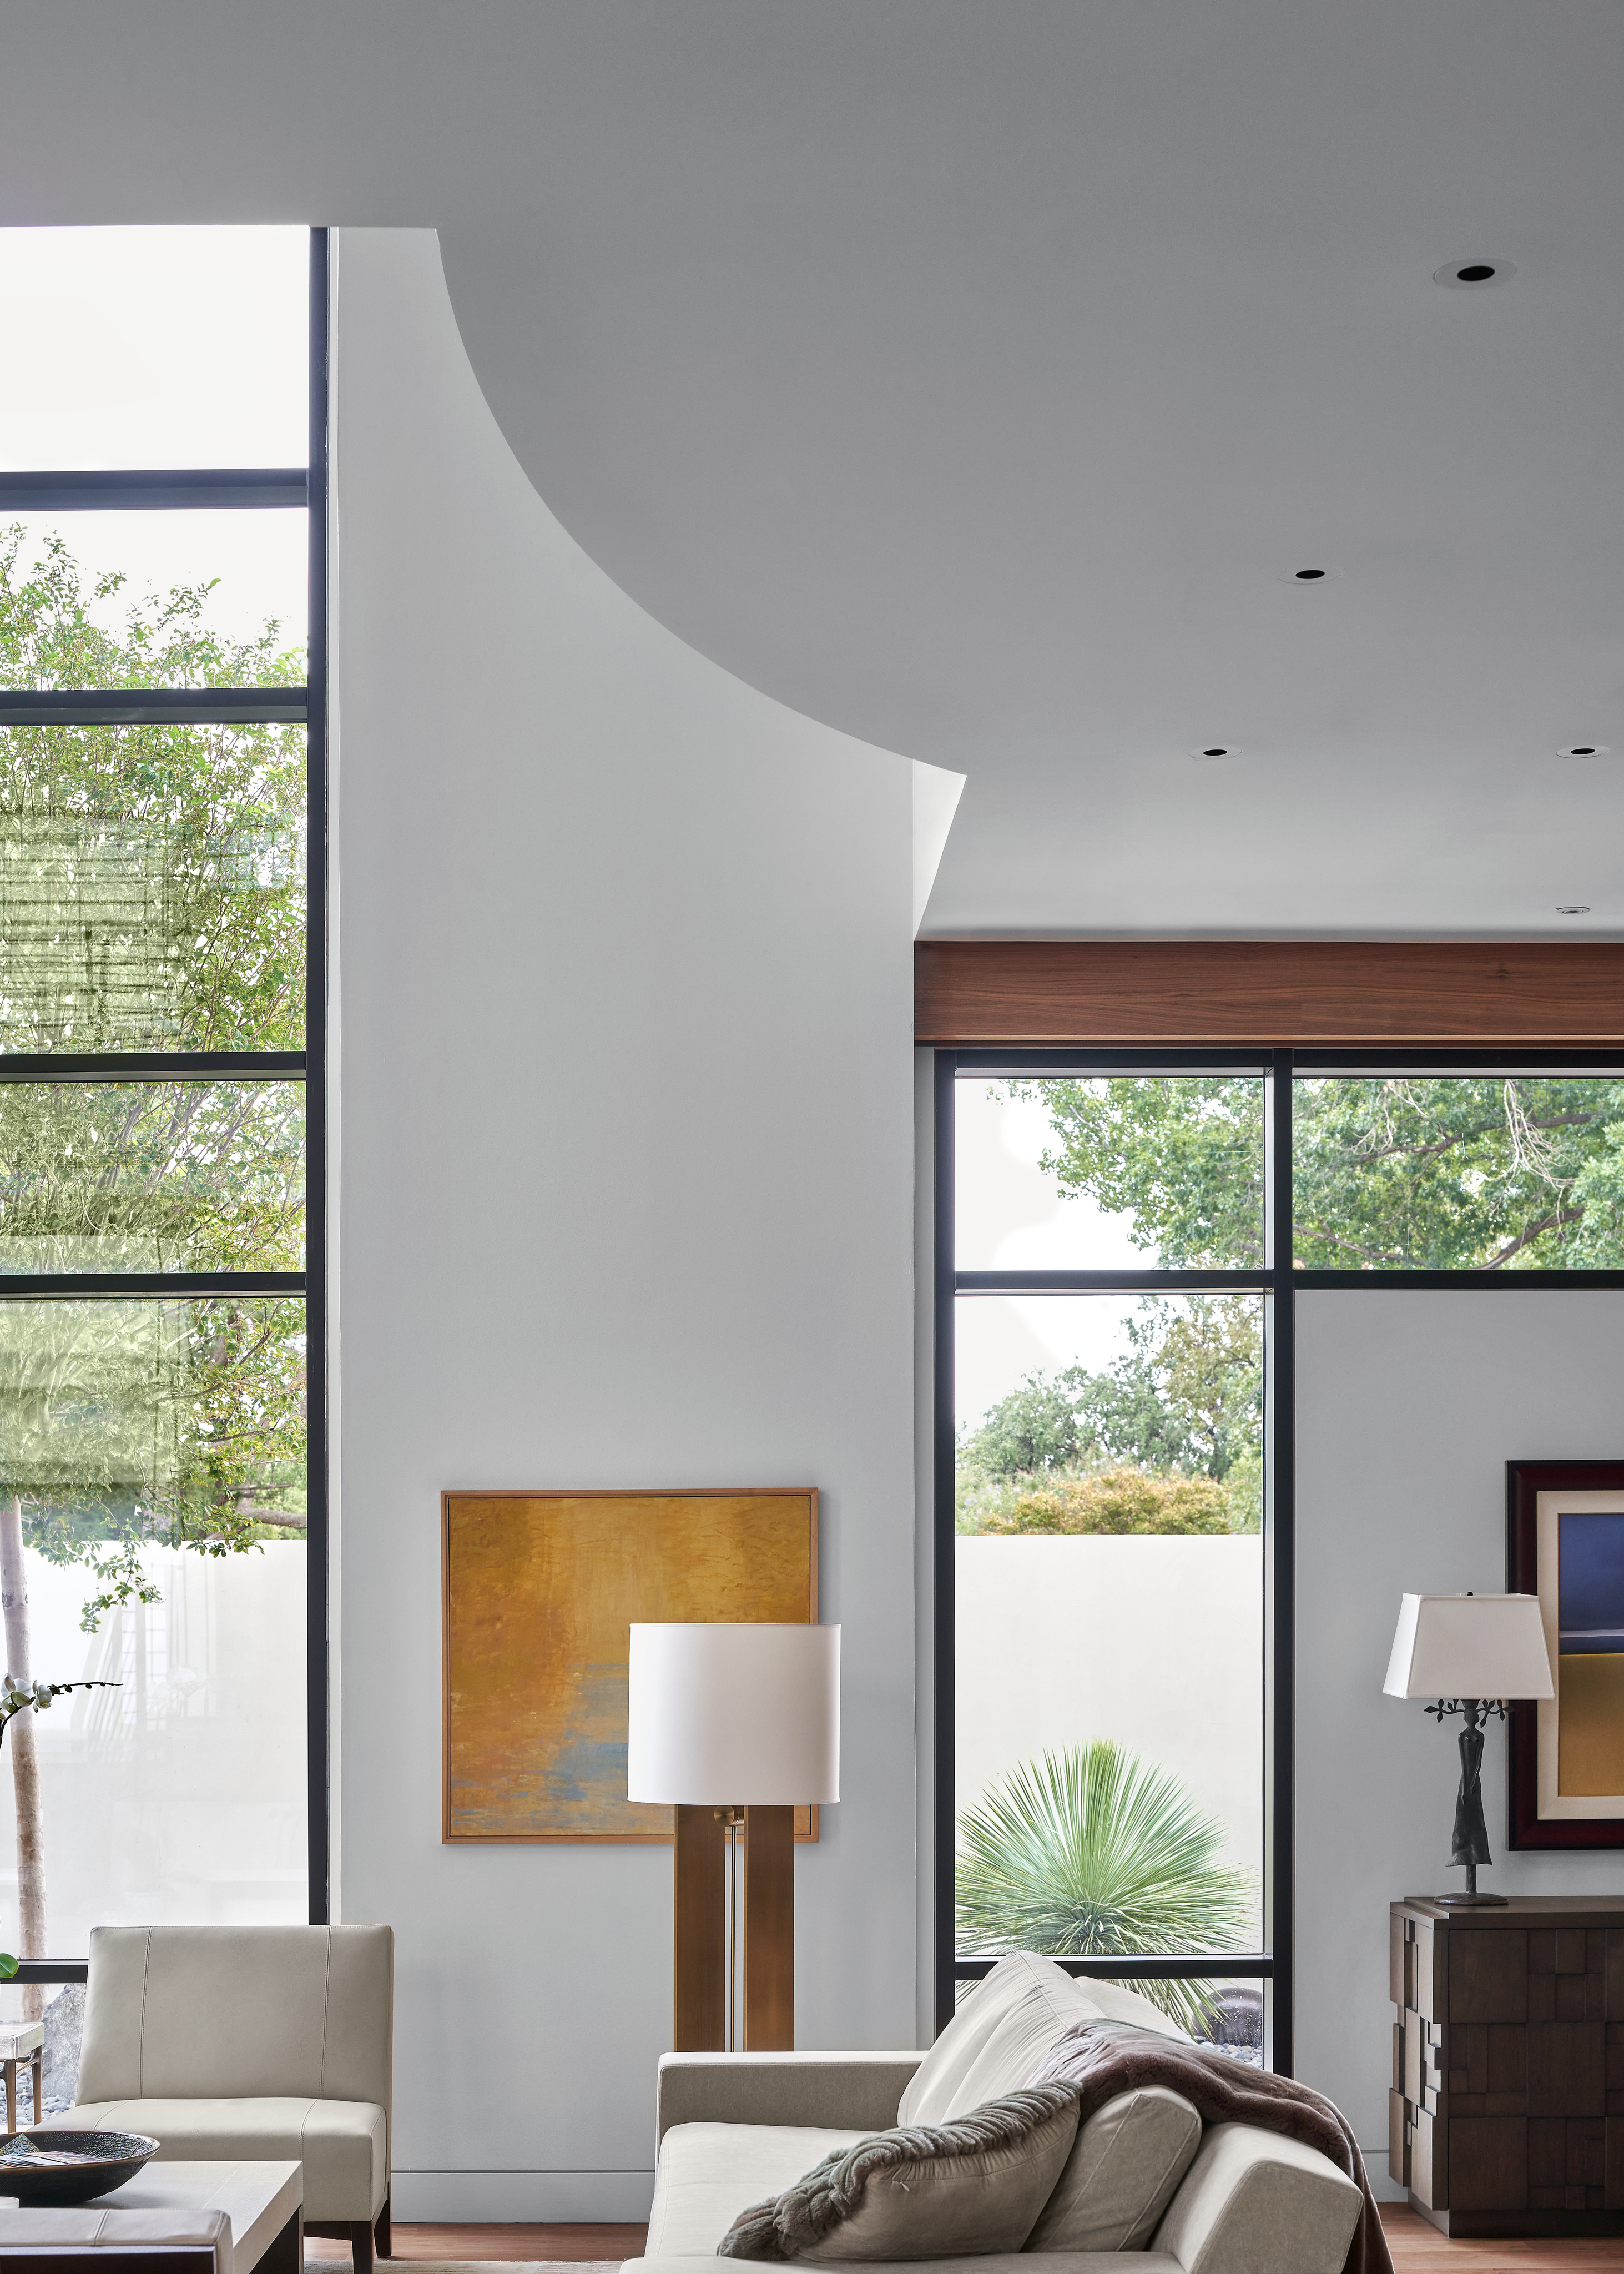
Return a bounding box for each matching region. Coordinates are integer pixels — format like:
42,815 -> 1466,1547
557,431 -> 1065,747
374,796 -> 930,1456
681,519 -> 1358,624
0,2023 -> 44,2135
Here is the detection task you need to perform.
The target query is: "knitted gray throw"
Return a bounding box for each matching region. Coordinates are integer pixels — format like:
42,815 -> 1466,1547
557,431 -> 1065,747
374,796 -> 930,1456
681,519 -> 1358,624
1030,2021 -> 1393,2274
717,2083 -> 1079,2262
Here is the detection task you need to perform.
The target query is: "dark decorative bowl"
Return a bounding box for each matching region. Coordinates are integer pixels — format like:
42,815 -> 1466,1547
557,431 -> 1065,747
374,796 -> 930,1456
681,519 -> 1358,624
0,2129 -> 160,2205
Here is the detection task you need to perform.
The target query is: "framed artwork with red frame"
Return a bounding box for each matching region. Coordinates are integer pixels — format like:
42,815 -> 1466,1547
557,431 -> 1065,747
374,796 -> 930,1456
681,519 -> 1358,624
1507,1456 -> 1624,1849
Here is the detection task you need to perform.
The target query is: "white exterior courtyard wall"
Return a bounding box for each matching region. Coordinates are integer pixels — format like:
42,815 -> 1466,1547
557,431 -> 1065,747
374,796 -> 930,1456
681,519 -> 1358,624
955,1535 -> 1263,1924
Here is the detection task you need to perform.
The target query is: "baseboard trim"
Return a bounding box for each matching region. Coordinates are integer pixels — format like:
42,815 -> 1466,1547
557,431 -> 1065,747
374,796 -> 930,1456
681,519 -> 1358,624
390,2172 -> 655,2222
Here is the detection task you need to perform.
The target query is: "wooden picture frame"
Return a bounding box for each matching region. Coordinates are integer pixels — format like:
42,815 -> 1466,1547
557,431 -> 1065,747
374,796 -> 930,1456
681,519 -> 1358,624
441,1487 -> 819,1844
1506,1457 -> 1624,1848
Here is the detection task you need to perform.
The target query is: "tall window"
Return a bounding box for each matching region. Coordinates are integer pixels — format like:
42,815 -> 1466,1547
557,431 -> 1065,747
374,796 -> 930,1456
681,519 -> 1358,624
0,226 -> 325,1996
938,1054 -> 1274,2055
937,1047 -> 1624,2067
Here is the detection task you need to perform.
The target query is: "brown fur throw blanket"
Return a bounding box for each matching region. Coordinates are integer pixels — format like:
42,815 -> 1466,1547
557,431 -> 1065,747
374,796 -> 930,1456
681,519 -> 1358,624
1030,2021 -> 1393,2274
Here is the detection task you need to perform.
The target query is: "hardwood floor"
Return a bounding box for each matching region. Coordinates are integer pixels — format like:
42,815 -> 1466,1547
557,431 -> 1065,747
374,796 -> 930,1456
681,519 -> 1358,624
304,2224 -> 648,2263
1382,2205 -> 1624,2269
306,2211 -> 1624,2267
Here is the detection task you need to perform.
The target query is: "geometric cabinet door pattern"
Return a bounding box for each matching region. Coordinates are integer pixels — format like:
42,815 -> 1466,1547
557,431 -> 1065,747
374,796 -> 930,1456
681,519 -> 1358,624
1393,1897 -> 1624,2237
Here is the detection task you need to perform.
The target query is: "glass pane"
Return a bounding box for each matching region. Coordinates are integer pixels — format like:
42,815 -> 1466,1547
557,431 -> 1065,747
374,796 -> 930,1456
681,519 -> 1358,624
955,1295 -> 1264,2017
0,228 -> 308,471
0,720 -> 305,1052
0,1083 -> 303,1273
2,515 -> 306,680
954,1970 -> 1267,2057
1294,1076 -> 1624,1269
1178,1975 -> 1267,2062
957,1077 -> 1264,1270
0,1296 -> 306,1958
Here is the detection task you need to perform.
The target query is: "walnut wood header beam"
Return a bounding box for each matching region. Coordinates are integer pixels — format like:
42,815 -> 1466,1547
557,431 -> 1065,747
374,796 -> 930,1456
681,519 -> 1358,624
914,940 -> 1624,1045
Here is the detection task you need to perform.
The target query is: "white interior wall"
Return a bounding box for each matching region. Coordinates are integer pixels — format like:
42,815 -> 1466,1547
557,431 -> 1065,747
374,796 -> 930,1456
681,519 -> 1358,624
330,229 -> 919,2221
1295,1289 -> 1624,2193
325,220 -> 1613,2226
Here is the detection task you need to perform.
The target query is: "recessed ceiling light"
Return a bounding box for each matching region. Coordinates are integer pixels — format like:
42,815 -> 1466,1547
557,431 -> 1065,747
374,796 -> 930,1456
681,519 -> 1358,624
1434,259 -> 1515,288
1557,905 -> 1592,915
1193,746 -> 1233,759
1557,743 -> 1610,759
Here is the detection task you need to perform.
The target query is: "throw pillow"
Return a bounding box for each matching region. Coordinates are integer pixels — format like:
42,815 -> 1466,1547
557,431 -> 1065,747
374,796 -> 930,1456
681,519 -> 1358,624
899,1953 -> 1189,2129
717,2085 -> 1080,2263
1023,2084 -> 1202,2252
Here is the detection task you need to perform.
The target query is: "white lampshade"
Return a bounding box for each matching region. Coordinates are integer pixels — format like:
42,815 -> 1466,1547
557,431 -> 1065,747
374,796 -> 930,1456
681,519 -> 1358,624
1383,1593 -> 1555,1701
627,1623 -> 840,1804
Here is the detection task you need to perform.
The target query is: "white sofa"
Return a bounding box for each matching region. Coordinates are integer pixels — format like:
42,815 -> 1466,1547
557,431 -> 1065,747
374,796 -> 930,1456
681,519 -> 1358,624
632,2026 -> 1365,2274
635,2052 -> 1363,2274
48,1924 -> 392,2274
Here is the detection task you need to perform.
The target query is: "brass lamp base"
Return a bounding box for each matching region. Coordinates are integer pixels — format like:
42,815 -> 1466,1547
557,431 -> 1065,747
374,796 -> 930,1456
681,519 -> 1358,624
673,1804 -> 794,2050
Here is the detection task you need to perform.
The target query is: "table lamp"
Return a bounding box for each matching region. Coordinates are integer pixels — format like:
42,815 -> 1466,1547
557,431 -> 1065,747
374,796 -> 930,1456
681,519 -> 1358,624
1383,1591 -> 1554,1905
628,1621 -> 840,2051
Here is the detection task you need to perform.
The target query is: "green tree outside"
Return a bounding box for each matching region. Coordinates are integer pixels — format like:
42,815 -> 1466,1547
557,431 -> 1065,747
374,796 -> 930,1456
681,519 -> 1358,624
0,529 -> 308,1989
959,1073 -> 1624,1533
1012,1071 -> 1624,1272
957,1293 -> 1263,1535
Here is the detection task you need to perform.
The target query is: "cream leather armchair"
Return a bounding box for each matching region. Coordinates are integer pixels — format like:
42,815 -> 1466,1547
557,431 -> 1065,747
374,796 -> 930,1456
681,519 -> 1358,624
49,1924 -> 393,2273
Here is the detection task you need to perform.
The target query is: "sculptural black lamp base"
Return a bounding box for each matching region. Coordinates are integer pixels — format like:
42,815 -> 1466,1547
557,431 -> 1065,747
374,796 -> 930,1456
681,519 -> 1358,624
1429,1698 -> 1510,1906
1383,1590 -> 1556,1910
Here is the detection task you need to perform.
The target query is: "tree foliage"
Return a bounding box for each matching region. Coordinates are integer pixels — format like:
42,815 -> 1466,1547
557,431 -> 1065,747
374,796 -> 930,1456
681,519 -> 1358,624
0,1080 -> 303,1274
0,534 -> 307,1629
1010,1072 -> 1624,1271
0,531 -> 304,1057
1293,1076 -> 1624,1269
959,1071 -> 1624,1533
1012,1077 -> 1263,1267
958,1296 -> 1262,1533
956,1742 -> 1257,2034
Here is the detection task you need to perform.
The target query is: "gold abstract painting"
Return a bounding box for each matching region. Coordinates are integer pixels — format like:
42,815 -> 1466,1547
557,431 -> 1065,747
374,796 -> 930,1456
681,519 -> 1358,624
442,1488 -> 818,1841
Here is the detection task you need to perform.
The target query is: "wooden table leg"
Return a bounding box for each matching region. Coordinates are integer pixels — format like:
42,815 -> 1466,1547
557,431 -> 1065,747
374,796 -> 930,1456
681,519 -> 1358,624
4,2057 -> 16,2136
29,2045 -> 41,2126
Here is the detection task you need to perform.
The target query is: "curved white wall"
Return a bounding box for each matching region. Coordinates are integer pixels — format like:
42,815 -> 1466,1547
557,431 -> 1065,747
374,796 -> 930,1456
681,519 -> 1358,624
331,229 -> 918,2220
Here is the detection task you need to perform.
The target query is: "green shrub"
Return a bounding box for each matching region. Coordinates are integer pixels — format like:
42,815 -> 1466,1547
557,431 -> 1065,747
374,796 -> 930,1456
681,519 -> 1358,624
956,1460 -> 1256,1536
957,1742 -> 1255,2034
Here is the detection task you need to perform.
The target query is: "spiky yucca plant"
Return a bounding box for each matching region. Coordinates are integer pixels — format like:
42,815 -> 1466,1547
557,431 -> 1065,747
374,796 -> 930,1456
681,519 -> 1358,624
956,1742 -> 1255,2035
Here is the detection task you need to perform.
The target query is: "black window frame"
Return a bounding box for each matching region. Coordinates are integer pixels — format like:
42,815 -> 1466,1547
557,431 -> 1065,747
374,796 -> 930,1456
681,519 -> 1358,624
0,227 -> 329,1982
933,1042 -> 1624,2069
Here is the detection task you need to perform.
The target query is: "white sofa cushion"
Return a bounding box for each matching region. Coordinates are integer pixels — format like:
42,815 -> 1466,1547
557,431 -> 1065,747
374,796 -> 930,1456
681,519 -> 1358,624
649,2122 -> 874,2256
1026,2086 -> 1203,2252
899,1955 -> 1188,2129
57,2096 -> 387,2221
1150,2122 -> 1363,2274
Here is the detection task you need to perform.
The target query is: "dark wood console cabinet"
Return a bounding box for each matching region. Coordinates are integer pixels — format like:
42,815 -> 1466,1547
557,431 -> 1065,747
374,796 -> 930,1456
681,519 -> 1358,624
1393,1895 -> 1624,2236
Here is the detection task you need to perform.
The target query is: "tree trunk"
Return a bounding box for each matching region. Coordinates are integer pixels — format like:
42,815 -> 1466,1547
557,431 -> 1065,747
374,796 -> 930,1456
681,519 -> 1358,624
0,1498 -> 44,2021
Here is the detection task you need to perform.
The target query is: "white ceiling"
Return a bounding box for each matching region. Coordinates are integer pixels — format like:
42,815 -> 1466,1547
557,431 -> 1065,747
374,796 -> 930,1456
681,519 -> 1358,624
2,1 -> 1621,937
